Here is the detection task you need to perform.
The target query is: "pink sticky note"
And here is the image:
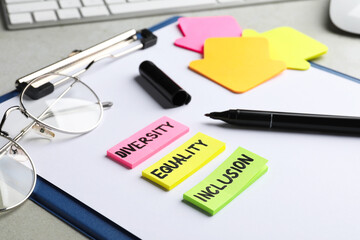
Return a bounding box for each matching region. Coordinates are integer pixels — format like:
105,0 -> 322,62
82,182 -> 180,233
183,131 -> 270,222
107,116 -> 189,169
174,16 -> 242,53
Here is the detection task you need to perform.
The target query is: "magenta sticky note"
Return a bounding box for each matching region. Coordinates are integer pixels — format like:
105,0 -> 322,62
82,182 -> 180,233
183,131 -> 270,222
107,116 -> 189,169
174,16 -> 242,53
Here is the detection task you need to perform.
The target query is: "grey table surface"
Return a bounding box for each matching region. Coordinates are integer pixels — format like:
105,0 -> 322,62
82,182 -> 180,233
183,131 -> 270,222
0,0 -> 359,239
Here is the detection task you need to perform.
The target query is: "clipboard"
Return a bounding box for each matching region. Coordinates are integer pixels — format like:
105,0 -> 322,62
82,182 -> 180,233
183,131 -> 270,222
2,16 -> 360,240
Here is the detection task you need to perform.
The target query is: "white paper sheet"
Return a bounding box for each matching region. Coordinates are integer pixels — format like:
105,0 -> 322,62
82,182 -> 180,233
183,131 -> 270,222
2,22 -> 360,240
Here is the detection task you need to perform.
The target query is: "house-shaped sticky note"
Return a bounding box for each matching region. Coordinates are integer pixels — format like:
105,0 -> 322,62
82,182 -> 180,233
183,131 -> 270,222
189,37 -> 286,93
175,16 -> 242,53
242,27 -> 328,70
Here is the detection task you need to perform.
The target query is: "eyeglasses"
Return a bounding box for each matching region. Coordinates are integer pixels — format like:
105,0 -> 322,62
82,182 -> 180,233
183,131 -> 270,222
0,28 -> 157,212
0,72 -> 110,212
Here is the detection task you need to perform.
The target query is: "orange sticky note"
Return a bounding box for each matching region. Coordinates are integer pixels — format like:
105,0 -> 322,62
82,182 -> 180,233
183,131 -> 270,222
174,16 -> 242,53
242,27 -> 328,70
189,37 -> 286,93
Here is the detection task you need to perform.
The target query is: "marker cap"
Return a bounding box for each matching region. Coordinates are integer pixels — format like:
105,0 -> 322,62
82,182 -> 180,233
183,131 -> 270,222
139,61 -> 191,106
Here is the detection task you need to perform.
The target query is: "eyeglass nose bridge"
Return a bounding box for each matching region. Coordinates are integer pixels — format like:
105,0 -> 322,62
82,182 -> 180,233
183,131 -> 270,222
0,106 -> 28,136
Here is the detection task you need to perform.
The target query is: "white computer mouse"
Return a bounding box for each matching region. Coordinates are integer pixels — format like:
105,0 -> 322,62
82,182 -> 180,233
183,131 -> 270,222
329,0 -> 360,34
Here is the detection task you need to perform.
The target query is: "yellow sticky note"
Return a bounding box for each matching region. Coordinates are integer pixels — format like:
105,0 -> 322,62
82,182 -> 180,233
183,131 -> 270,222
189,37 -> 286,93
243,27 -> 328,70
142,132 -> 225,190
183,147 -> 268,215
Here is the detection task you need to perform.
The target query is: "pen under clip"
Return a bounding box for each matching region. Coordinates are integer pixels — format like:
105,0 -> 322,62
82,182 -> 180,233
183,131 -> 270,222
15,28 -> 157,99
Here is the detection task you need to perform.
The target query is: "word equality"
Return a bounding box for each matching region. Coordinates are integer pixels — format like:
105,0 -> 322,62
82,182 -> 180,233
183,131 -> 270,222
142,132 -> 225,190
150,139 -> 208,180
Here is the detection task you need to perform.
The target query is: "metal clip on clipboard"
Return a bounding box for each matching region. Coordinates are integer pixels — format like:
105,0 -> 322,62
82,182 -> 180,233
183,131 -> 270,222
15,29 -> 157,100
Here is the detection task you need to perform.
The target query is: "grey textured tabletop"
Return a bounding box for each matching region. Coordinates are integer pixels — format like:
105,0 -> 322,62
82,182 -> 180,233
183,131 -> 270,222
0,0 -> 359,239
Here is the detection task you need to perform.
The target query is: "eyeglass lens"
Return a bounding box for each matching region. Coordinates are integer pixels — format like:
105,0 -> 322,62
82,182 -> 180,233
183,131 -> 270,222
21,74 -> 103,134
0,135 -> 35,211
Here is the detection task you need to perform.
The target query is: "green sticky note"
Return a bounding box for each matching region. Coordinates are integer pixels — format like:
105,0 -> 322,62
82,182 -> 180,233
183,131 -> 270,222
183,147 -> 268,215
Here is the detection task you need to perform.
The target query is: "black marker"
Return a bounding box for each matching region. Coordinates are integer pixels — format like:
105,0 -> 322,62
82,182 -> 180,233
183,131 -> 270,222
205,109 -> 360,135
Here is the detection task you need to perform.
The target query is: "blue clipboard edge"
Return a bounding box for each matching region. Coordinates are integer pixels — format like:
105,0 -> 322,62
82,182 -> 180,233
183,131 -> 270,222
31,176 -> 140,240
0,17 -> 359,239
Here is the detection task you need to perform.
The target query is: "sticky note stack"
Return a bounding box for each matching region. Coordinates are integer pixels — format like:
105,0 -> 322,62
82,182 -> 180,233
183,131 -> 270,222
107,114 -> 269,215
175,16 -> 328,93
183,147 -> 268,215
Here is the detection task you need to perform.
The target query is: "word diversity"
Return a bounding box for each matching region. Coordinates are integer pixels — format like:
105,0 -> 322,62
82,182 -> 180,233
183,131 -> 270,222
107,116 -> 268,215
107,116 -> 189,168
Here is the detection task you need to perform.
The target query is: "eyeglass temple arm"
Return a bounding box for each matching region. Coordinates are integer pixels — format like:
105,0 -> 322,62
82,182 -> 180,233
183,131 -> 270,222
0,106 -> 29,155
0,106 -> 23,137
0,101 -> 112,147
37,101 -> 113,122
0,79 -> 76,144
